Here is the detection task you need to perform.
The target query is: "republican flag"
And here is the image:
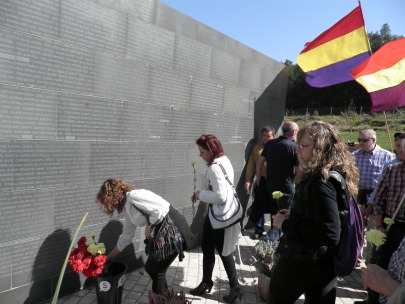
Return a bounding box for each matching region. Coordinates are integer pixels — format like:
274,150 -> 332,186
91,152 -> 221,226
351,38 -> 405,112
297,5 -> 371,88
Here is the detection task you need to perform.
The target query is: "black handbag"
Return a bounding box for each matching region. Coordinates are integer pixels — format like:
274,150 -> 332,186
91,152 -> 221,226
133,204 -> 189,262
145,214 -> 183,262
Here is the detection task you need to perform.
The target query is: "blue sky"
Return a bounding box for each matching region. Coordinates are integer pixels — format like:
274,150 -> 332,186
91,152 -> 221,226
160,0 -> 404,63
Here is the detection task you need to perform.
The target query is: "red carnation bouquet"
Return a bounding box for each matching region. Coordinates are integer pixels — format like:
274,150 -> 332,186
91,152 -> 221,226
68,233 -> 107,277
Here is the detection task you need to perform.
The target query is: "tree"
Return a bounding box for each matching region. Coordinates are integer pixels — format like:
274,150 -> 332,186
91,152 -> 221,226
368,23 -> 402,53
285,24 -> 403,112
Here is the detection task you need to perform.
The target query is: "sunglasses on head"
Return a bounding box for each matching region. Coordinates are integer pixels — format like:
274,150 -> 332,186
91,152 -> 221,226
358,138 -> 373,143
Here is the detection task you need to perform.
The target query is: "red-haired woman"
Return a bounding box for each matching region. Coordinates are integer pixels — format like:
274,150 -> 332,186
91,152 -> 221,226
190,135 -> 242,303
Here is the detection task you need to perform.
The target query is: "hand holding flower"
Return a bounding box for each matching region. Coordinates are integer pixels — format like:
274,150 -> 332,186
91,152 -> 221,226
272,191 -> 284,209
189,160 -> 198,204
192,190 -> 200,203
272,212 -> 287,229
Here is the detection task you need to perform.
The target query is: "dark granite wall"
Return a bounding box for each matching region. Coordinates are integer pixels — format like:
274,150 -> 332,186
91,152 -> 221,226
0,0 -> 287,302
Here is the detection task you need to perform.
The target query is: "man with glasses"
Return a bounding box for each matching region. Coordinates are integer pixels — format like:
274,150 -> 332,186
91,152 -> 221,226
353,129 -> 395,211
355,134 -> 405,304
254,121 -> 299,242
353,130 -> 400,263
353,129 -> 395,303
365,133 -> 405,226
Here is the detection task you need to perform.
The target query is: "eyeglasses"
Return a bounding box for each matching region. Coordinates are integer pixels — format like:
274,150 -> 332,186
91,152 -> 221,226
358,138 -> 374,143
297,144 -> 311,150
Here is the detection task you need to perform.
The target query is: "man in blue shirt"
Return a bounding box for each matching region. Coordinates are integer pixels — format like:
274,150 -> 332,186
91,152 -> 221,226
353,129 -> 395,209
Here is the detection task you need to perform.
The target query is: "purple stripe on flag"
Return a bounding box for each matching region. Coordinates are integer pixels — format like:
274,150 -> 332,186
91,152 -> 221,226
305,52 -> 370,88
370,80 -> 405,112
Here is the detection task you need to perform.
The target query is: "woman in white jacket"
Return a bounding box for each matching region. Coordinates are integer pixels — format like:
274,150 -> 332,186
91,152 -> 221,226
96,179 -> 186,294
190,135 -> 242,303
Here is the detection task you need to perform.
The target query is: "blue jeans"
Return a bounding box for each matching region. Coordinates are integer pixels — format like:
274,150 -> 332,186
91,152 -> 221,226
255,216 -> 265,233
262,226 -> 282,244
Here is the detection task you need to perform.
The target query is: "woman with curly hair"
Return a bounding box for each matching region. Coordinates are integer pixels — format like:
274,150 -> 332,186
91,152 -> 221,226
96,179 -> 192,294
270,121 -> 359,304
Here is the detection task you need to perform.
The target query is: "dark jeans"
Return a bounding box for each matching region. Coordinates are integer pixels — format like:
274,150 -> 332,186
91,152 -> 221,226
270,257 -> 337,304
357,188 -> 373,206
249,178 -> 274,224
201,216 -> 239,287
145,251 -> 178,294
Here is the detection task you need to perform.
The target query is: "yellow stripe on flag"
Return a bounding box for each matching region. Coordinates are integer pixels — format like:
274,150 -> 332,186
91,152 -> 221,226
297,27 -> 369,72
355,58 -> 405,93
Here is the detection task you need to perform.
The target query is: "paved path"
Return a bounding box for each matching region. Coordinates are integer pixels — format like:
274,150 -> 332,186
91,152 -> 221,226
51,235 -> 367,304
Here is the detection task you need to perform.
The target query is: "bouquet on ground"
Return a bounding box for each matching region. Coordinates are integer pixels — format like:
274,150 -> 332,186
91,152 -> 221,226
68,233 -> 107,277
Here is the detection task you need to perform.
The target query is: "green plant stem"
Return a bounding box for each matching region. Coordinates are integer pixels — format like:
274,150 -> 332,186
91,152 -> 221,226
52,212 -> 88,304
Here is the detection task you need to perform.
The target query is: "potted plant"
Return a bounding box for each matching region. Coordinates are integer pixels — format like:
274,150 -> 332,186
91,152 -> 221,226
147,288 -> 191,304
252,240 -> 279,303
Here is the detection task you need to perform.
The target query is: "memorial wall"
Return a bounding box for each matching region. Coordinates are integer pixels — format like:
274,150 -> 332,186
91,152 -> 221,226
0,0 -> 288,302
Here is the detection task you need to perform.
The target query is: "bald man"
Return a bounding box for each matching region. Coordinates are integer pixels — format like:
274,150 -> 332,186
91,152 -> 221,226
255,121 -> 300,242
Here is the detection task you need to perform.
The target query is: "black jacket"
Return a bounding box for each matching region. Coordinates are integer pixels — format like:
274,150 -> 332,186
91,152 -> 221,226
279,172 -> 341,263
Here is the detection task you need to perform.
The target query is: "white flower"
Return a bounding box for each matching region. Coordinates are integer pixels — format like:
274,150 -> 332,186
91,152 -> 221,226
383,217 -> 394,226
272,191 -> 283,200
366,229 -> 386,248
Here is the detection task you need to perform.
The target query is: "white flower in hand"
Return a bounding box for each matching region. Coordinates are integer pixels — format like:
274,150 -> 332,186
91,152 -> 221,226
366,229 -> 386,248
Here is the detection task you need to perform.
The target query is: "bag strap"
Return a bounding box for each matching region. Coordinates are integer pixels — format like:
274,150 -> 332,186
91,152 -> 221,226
304,170 -> 349,229
328,171 -> 350,230
131,203 -> 151,225
216,163 -> 238,200
208,163 -> 242,222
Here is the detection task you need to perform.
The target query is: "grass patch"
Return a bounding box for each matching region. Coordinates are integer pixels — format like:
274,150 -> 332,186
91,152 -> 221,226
285,112 -> 404,151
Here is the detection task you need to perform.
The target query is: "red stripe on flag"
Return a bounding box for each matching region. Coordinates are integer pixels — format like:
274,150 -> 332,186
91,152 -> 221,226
300,6 -> 366,54
351,38 -> 405,78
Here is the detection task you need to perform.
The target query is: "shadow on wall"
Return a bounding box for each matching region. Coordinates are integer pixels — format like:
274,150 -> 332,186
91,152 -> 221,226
254,69 -> 287,138
24,229 -> 81,304
105,221 -> 141,266
235,68 -> 287,227
189,202 -> 207,246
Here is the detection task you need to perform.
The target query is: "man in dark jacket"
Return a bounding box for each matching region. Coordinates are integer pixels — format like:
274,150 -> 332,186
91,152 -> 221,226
255,121 -> 300,242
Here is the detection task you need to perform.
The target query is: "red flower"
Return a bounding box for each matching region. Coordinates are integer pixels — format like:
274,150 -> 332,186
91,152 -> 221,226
77,237 -> 87,250
67,235 -> 107,278
93,254 -> 107,266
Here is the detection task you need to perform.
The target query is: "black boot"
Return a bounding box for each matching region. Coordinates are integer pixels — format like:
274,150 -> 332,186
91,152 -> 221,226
190,281 -> 213,296
223,285 -> 243,303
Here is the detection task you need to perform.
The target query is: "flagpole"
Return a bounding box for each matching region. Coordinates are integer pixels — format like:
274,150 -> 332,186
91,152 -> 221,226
383,111 -> 393,152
